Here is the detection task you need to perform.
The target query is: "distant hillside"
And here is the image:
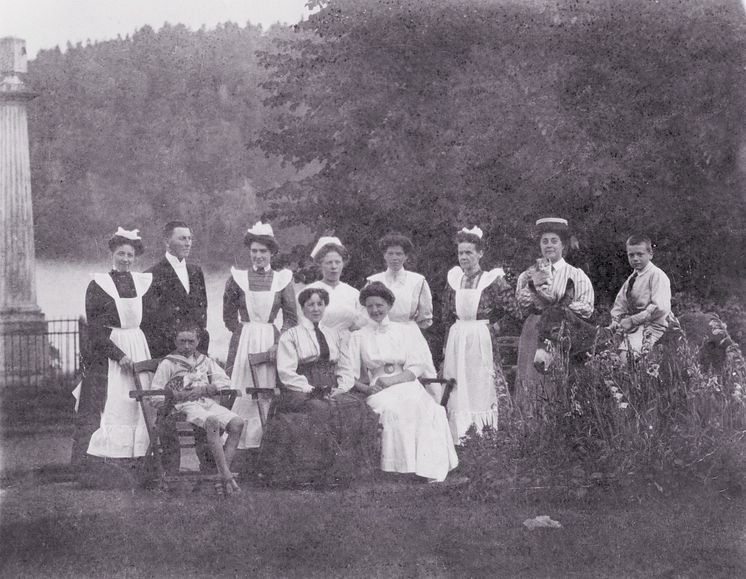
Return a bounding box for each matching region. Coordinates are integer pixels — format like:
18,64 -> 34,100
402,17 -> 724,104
27,22 -> 313,264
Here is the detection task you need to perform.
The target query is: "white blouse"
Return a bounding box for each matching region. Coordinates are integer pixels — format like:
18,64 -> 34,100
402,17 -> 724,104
304,280 -> 368,332
366,269 -> 433,328
349,317 -> 436,385
277,317 -> 354,393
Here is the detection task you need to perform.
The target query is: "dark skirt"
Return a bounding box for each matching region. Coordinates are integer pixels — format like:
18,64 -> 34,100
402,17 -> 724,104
259,387 -> 380,487
514,313 -> 554,422
71,358 -> 108,468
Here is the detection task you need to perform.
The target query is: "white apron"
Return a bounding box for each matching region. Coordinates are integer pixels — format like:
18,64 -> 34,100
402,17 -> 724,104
230,267 -> 292,449
442,267 -> 503,442
87,272 -> 153,458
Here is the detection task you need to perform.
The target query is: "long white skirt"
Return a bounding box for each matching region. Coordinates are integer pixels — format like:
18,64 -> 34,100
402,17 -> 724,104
87,328 -> 151,458
366,380 -> 458,482
230,321 -> 277,449
442,320 -> 498,442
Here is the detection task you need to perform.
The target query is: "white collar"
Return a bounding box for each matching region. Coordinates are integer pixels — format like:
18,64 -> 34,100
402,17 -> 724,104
167,352 -> 203,366
165,252 -> 186,268
300,316 -> 324,330
633,262 -> 654,276
318,279 -> 345,291
372,315 -> 392,333
551,258 -> 567,271
385,268 -> 406,283
252,265 -> 271,273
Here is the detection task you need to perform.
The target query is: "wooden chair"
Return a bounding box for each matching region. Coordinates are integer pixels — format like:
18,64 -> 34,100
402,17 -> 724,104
420,377 -> 457,407
244,350 -> 279,433
128,359 -> 239,490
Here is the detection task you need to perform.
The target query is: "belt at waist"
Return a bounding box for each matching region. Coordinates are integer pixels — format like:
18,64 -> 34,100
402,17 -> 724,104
370,363 -> 405,382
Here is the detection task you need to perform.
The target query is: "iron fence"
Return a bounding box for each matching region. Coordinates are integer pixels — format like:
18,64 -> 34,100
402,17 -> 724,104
1,317 -> 84,389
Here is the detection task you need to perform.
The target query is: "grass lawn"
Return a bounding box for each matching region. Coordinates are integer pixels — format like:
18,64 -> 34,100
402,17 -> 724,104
1,430 -> 745,578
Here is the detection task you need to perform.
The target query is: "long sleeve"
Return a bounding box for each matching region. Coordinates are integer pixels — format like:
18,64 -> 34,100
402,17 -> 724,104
415,278 -> 434,329
629,268 -> 671,325
150,359 -> 174,391
195,269 -> 209,328
140,274 -> 161,350
566,269 -> 595,319
440,283 -> 457,330
279,282 -> 298,332
206,358 -> 232,390
515,270 -> 545,318
277,331 -> 313,393
222,276 -> 242,334
85,281 -> 126,362
484,276 -> 517,325
348,331 -> 364,382
334,332 -> 355,392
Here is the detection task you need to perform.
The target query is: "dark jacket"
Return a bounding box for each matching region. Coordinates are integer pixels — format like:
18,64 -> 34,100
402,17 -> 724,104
144,257 -> 209,358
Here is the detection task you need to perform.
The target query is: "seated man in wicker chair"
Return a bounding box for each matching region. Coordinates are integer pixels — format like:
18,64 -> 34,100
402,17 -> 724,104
151,324 -> 244,495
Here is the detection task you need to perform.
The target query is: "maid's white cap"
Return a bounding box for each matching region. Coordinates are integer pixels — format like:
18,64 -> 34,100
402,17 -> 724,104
310,236 -> 344,259
458,226 -> 483,239
113,227 -> 141,240
246,221 -> 275,237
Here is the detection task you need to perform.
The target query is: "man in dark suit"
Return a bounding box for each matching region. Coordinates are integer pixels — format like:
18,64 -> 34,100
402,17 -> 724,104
144,221 -> 209,358
143,221 -> 212,473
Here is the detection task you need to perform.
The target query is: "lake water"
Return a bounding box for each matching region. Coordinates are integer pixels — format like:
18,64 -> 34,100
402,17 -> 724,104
36,259 -> 237,360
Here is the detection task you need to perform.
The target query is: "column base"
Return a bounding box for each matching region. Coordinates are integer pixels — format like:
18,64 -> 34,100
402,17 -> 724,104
0,306 -> 46,332
0,307 -> 49,387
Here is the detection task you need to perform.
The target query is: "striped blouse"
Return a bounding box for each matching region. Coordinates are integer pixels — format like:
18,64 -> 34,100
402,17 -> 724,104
516,258 -> 594,319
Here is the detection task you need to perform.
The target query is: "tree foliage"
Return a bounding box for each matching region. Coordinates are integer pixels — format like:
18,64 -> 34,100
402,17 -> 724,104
261,0 -> 746,302
27,22 -> 307,264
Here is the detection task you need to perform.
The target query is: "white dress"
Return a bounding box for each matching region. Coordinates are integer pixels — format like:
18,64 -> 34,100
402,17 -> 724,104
442,266 -> 504,442
366,269 -> 433,330
349,317 -> 458,481
305,280 -> 368,332
229,267 -> 294,449
87,272 -> 153,459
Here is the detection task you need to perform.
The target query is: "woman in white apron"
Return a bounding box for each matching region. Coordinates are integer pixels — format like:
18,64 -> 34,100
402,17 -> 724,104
223,222 -> 298,449
514,218 -> 594,420
304,236 -> 368,333
441,226 -> 515,443
350,282 -> 458,482
76,228 -> 153,466
366,232 -> 433,332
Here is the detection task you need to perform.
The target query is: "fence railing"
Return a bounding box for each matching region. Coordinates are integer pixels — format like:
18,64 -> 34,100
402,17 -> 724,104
1,317 -> 84,389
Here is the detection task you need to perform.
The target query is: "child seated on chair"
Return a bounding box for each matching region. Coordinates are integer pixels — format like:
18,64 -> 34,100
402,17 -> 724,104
151,324 -> 244,494
609,234 -> 673,358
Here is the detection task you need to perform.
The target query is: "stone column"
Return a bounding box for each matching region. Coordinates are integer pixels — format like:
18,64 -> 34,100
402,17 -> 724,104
0,38 -> 46,385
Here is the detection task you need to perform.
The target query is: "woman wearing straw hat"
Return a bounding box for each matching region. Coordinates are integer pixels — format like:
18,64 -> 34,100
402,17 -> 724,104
514,218 -> 595,420
441,226 -> 515,442
223,221 -> 298,449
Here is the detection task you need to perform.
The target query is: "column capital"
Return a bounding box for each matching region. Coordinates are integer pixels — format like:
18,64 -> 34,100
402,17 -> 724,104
0,76 -> 37,101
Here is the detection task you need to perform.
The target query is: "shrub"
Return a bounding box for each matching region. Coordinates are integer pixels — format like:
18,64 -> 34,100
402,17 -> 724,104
459,328 -> 746,500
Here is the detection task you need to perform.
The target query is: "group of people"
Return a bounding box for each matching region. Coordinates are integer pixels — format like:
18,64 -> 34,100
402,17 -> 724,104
72,216 -> 673,491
